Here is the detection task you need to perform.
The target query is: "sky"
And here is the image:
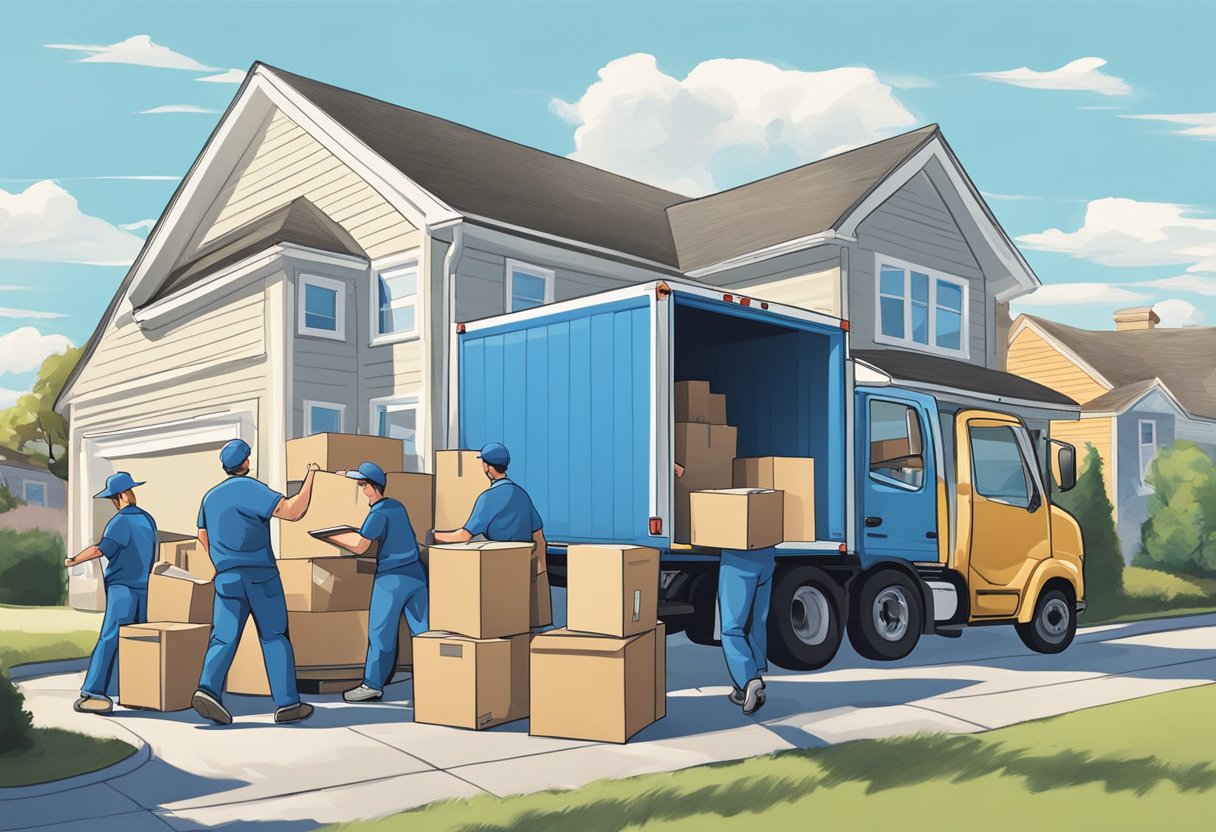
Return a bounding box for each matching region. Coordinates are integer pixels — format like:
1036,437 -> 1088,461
2,0 -> 1215,406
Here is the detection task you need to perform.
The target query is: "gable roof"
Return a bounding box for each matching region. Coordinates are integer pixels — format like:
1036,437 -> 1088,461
0,447 -> 49,473
1081,378 -> 1184,416
853,348 -> 1078,408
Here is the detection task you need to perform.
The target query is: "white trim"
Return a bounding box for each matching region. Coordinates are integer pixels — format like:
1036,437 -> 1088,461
297,273 -> 347,341
23,480 -> 48,508
872,253 -> 970,359
304,400 -> 346,435
1009,315 -> 1115,390
368,393 -> 426,472
893,378 -> 1081,416
683,232 -> 851,278
505,259 -> 555,313
133,249 -> 281,326
277,243 -> 369,270
1108,415 -> 1119,524
370,249 -> 423,345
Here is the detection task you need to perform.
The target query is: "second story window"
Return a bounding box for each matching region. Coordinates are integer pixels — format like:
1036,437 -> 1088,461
298,274 -> 346,341
375,256 -> 420,342
1139,419 -> 1158,490
876,258 -> 967,357
506,259 -> 554,313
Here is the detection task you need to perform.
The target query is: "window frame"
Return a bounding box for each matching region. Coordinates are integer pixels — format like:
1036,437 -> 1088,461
297,274 -> 347,341
505,259 -> 555,313
867,397 -> 928,493
368,393 -> 425,472
23,480 -> 48,507
1138,418 -> 1158,491
370,250 -> 423,346
303,400 -> 346,436
968,423 -> 1041,509
873,255 -> 970,358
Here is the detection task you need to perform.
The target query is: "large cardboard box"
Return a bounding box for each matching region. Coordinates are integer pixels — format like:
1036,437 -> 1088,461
385,472 -> 434,543
566,545 -> 660,637
147,563 -> 214,624
673,423 -> 738,542
118,622 -> 210,711
530,628 -> 657,743
285,432 -> 405,481
278,556 -> 376,612
434,450 -> 488,531
429,542 -> 532,639
158,535 -> 215,580
413,631 -> 529,730
734,456 -> 816,541
655,621 -> 667,720
706,393 -> 728,425
674,381 -> 728,425
278,472 -> 372,558
690,488 -> 784,550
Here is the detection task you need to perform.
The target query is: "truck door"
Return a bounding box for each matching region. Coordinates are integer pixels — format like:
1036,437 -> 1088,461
859,393 -> 938,561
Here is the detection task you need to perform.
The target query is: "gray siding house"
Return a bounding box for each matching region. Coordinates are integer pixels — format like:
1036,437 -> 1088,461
0,449 -> 65,511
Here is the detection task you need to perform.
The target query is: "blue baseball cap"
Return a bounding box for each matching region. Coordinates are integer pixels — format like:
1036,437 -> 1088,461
478,442 -> 510,467
219,439 -> 252,472
94,472 -> 145,499
344,461 -> 387,490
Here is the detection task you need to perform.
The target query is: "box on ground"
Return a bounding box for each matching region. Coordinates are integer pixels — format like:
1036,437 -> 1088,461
690,488 -> 784,550
385,472 -> 434,543
285,432 -> 405,482
655,621 -> 667,720
530,628 -> 658,743
158,535 -> 215,580
566,545 -> 659,637
279,472 -> 373,558
413,631 -> 529,730
429,542 -> 532,639
433,450 -> 487,531
278,556 -> 376,612
734,456 -> 816,541
147,563 -> 214,624
118,622 -> 210,712
674,423 -> 738,542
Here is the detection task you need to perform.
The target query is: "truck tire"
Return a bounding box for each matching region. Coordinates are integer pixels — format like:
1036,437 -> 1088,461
766,566 -> 843,670
1016,586 -> 1076,654
847,569 -> 923,661
685,575 -> 720,646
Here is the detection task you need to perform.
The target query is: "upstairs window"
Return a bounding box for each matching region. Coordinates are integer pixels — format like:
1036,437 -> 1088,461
375,256 -> 420,342
876,258 -> 967,356
506,260 -> 554,313
1139,419 -> 1158,489
298,275 -> 346,341
372,396 -> 422,472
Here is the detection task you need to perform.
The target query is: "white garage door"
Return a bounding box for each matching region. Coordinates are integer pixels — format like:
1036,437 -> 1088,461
101,442 -> 230,536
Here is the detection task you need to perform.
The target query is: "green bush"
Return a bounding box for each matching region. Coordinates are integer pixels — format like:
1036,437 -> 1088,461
1053,443 -> 1124,615
0,529 -> 67,605
1138,441 -> 1216,576
0,483 -> 20,514
0,668 -> 33,753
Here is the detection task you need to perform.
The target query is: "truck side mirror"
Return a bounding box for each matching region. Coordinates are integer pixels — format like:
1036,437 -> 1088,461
1054,441 -> 1077,493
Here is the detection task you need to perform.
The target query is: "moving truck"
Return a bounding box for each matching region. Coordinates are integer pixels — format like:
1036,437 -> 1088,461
454,280 -> 1084,670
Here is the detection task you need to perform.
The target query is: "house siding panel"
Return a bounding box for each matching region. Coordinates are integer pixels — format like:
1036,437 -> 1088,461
1007,326 -> 1109,405
1049,416 -> 1115,508
0,465 -> 65,511
709,247 -> 843,317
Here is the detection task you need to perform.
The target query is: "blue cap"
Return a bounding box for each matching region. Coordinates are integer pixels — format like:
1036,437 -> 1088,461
219,439 -> 252,472
344,461 -> 387,490
478,442 -> 510,467
94,472 -> 145,499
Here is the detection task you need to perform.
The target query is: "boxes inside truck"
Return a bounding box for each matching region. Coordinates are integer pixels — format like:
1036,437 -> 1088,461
412,631 -> 530,730
285,432 -> 406,482
689,488 -> 784,550
673,422 -> 737,543
118,622 -> 210,711
428,542 -> 532,639
565,545 -> 660,637
734,456 -> 816,541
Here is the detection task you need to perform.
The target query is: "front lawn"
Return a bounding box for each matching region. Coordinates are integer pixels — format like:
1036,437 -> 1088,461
1083,566 -> 1216,626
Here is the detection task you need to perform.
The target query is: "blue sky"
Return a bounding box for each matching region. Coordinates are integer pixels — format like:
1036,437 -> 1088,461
2,0 -> 1215,403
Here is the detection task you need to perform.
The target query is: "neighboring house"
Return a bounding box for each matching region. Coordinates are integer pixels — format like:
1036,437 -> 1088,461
55,63 -> 1073,606
1007,308 -> 1216,559
0,448 -> 65,511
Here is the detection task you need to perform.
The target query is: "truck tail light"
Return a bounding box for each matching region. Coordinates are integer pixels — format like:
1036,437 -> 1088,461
839,319 -> 850,332
649,517 -> 663,535
723,293 -> 734,303
740,297 -> 751,307
456,323 -> 467,334
839,543 -> 848,553
656,282 -> 672,299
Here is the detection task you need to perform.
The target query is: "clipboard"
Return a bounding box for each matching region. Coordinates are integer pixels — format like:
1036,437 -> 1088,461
308,525 -> 360,540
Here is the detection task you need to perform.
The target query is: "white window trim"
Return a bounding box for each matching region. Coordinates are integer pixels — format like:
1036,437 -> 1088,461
304,400 -> 346,435
370,249 -> 423,346
1138,418 -> 1157,493
297,274 -> 347,341
505,259 -> 555,313
369,393 -> 426,472
23,480 -> 48,507
873,254 -> 970,359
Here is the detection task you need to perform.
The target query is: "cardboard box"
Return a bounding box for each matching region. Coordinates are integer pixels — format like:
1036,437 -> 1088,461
158,535 -> 216,581
285,432 -> 405,481
566,545 -> 660,637
673,423 -> 738,542
707,393 -> 728,425
147,563 -> 214,624
385,472 -> 434,543
413,631 -> 529,730
118,622 -> 210,711
278,556 -> 376,612
434,450 -> 488,531
734,456 -> 816,541
690,488 -> 784,550
278,472 -> 372,558
532,569 -> 553,630
529,628 -> 657,743
675,380 -> 711,423
655,621 -> 667,720
429,542 -> 532,639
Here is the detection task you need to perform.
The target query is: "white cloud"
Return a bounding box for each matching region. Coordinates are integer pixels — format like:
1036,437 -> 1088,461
0,307 -> 65,319
1153,299 -> 1205,328
44,34 -> 214,71
120,219 -> 156,233
1133,274 -> 1216,296
551,53 -> 918,195
884,73 -> 934,89
196,68 -> 246,84
139,105 -> 219,115
0,285 -> 27,291
0,180 -> 144,266
0,387 -> 24,408
0,328 -> 74,376
973,57 -> 1132,96
1079,105 -> 1126,111
1121,112 -> 1216,140
1011,282 -> 1149,306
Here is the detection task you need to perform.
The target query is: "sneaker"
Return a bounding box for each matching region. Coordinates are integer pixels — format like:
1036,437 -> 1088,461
74,694 -> 113,715
274,701 -> 315,724
728,686 -> 745,706
191,689 -> 232,726
741,678 -> 767,716
343,684 -> 383,703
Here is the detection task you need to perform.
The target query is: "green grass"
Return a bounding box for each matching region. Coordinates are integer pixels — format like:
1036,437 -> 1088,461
1080,566 -> 1216,626
0,629 -> 99,672
331,683 -> 1216,832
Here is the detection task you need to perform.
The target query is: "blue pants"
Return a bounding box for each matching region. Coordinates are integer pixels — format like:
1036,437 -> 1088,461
82,584 -> 148,698
199,568 -> 299,709
364,563 -> 429,689
717,549 -> 776,691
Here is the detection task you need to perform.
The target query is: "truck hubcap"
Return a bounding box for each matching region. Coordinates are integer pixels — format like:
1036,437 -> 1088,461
1038,597 -> 1070,641
791,586 -> 831,645
873,587 -> 910,642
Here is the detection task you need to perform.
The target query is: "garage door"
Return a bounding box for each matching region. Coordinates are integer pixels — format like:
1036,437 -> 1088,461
100,442 -> 230,537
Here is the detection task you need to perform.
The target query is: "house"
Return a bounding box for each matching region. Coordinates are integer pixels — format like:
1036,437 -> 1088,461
0,448 -> 65,511
1007,308 -> 1216,559
55,63 -> 1075,606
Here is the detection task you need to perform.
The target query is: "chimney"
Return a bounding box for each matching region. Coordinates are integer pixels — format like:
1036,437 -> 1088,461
1113,307 -> 1159,331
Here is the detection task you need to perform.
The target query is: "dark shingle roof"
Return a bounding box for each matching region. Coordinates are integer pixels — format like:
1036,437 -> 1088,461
0,447 -> 49,473
853,349 -> 1078,407
1081,379 -> 1167,414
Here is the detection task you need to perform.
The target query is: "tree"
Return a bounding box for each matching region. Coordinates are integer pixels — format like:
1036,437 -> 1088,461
0,347 -> 81,480
1053,443 -> 1124,615
1138,441 -> 1216,576
0,483 -> 21,514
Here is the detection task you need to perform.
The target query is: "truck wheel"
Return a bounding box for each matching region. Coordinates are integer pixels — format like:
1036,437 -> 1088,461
1016,586 -> 1076,654
847,569 -> 923,661
767,566 -> 843,670
685,575 -> 720,646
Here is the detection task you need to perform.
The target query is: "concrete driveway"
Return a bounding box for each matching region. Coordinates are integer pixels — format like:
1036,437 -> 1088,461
6,599 -> 1216,832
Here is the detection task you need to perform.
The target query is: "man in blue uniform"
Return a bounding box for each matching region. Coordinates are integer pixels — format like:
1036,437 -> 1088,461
191,439 -> 320,725
319,462 -> 428,703
718,548 -> 775,715
432,442 -> 551,628
63,472 -> 158,715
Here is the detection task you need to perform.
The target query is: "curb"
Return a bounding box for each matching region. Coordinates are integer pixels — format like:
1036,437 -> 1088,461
6,657 -> 90,682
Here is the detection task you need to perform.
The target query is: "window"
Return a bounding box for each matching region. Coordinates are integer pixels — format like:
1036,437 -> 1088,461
298,275 -> 346,340
876,258 -> 967,356
1139,419 -> 1158,489
506,260 -> 554,313
23,481 -> 47,507
371,396 -> 422,471
374,257 -> 420,341
970,425 -> 1034,508
304,401 -> 345,435
868,400 -> 925,490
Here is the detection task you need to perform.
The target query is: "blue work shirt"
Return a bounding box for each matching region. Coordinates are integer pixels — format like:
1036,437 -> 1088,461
197,475 -> 284,573
464,478 -> 542,542
97,506 -> 157,589
359,497 -> 420,574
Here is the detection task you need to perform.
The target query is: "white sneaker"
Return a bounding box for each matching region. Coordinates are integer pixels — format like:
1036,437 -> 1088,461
343,684 -> 383,702
741,678 -> 766,715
